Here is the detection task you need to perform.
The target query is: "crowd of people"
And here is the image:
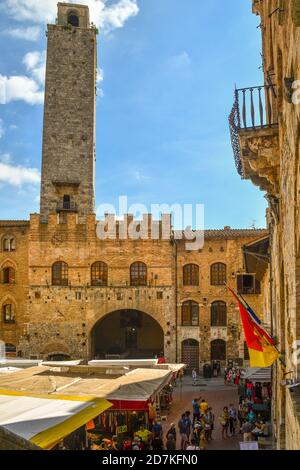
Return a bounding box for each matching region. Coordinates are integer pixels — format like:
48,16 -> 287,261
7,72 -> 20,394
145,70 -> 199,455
224,367 -> 242,386
218,400 -> 269,442
88,367 -> 271,451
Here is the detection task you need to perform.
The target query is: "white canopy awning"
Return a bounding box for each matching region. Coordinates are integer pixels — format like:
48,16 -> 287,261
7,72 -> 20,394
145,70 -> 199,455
88,359 -> 158,367
242,367 -> 272,382
0,390 -> 112,450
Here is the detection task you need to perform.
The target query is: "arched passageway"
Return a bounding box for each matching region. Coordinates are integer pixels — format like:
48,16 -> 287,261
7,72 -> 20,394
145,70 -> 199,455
91,309 -> 164,359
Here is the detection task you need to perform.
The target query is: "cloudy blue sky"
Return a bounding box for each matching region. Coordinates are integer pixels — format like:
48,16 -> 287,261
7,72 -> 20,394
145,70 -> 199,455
0,0 -> 267,228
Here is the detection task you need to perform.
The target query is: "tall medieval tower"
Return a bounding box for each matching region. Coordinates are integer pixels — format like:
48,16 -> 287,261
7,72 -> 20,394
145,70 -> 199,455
40,3 -> 97,222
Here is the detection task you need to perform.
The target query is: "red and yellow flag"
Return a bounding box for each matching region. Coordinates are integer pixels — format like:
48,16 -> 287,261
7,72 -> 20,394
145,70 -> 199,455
228,287 -> 279,368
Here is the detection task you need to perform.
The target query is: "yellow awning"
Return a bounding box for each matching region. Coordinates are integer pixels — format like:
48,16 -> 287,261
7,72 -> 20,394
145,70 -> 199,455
0,389 -> 112,450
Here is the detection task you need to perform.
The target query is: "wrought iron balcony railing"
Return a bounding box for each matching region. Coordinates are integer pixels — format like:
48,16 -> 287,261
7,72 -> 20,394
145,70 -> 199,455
56,201 -> 78,212
229,85 -> 278,176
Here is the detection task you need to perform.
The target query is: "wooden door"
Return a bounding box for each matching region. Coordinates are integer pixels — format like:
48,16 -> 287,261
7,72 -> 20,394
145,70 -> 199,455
181,339 -> 199,372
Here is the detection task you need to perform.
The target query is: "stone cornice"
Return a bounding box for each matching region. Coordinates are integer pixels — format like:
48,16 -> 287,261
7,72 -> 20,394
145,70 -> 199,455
239,126 -> 280,195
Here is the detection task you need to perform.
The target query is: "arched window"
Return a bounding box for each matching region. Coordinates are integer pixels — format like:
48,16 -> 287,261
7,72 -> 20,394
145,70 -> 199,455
91,262 -> 108,286
211,339 -> 226,361
130,262 -> 147,286
244,341 -> 250,361
210,263 -> 227,286
2,267 -> 16,284
52,261 -> 68,286
68,12 -> 79,27
182,301 -> 199,326
2,304 -> 16,324
2,236 -> 16,252
211,301 -> 227,326
183,264 -> 199,286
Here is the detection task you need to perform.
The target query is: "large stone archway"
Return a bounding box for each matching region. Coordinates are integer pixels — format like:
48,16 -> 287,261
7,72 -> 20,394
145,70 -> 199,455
90,309 -> 165,360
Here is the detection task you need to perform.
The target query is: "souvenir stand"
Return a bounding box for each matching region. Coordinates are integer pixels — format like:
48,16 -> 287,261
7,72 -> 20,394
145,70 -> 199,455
239,367 -> 272,420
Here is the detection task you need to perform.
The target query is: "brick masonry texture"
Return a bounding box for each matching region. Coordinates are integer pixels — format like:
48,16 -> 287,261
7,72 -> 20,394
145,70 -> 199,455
0,5 -> 266,374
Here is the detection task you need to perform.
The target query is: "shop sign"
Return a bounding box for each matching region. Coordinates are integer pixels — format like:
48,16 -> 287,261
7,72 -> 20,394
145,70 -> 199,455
116,425 -> 128,434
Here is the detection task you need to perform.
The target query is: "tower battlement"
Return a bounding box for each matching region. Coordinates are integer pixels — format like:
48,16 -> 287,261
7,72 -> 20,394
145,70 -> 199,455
29,213 -> 173,242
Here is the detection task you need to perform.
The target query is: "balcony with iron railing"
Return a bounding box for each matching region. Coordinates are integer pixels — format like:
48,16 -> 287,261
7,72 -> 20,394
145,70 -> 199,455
229,84 -> 279,195
56,201 -> 78,213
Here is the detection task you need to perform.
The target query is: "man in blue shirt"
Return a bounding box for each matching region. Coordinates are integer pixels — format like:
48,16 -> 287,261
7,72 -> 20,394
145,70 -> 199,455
178,413 -> 188,450
151,420 -> 163,438
192,397 -> 201,425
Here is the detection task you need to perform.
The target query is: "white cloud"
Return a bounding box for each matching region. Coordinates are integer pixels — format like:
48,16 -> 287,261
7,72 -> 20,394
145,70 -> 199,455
0,119 -> 4,139
3,26 -> 41,41
4,0 -> 56,23
99,0 -> 139,33
4,0 -> 139,34
0,74 -> 44,105
23,50 -> 46,85
168,51 -> 191,70
0,160 -> 40,187
0,50 -> 45,105
97,68 -> 104,84
96,68 -> 104,98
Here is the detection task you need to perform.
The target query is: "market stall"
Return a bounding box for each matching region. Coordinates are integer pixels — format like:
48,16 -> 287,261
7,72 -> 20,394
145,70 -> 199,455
239,367 -> 272,420
0,389 -> 112,450
0,364 -> 176,448
57,368 -> 174,440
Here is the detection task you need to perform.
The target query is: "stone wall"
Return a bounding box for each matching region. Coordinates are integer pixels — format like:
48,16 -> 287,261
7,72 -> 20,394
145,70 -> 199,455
0,222 -> 29,351
40,4 -> 96,222
0,215 -> 266,366
243,0 -> 300,450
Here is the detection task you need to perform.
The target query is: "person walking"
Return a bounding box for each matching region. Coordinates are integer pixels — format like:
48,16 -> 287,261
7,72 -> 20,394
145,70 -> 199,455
192,398 -> 201,425
151,420 -> 163,439
166,434 -> 176,450
219,407 -> 230,440
192,368 -> 197,386
152,432 -> 164,451
178,413 -> 189,450
166,423 -> 176,443
247,408 -> 257,424
185,411 -> 192,442
229,403 -> 237,437
200,399 -> 209,416
199,429 -> 207,450
238,400 -> 248,431
240,421 -> 254,442
204,407 -> 215,441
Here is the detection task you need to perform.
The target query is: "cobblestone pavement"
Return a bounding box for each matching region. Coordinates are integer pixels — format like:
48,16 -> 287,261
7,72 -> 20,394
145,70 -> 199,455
162,375 -> 242,451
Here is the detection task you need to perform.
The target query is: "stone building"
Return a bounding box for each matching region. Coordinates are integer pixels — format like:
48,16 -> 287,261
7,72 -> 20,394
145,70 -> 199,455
0,3 -> 266,371
230,0 -> 300,450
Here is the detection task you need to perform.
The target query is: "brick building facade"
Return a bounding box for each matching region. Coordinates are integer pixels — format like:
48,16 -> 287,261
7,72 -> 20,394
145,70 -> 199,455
0,3 -> 267,370
230,0 -> 300,451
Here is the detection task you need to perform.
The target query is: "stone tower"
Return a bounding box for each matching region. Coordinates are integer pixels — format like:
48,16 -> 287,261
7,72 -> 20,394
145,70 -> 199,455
40,3 -> 97,222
